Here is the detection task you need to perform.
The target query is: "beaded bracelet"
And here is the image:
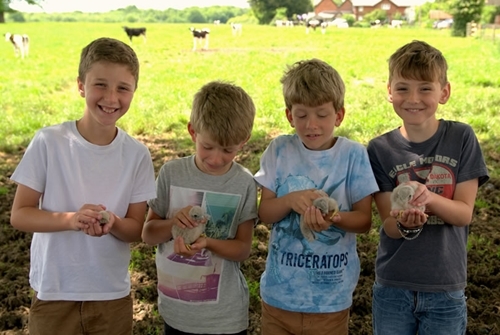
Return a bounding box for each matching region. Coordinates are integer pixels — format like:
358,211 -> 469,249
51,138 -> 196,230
396,221 -> 423,240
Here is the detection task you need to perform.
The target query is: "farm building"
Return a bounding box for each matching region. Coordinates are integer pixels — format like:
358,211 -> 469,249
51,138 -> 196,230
313,0 -> 430,22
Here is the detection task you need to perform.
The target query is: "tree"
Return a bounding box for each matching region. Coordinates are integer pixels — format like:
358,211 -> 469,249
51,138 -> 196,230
1,0 -> 43,23
449,0 -> 485,37
249,0 -> 312,25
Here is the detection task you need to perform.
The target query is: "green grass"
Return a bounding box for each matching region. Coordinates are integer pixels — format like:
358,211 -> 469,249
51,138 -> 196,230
1,22 -> 499,178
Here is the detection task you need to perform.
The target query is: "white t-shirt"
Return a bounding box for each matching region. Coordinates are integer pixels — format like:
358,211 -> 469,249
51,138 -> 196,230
10,121 -> 156,301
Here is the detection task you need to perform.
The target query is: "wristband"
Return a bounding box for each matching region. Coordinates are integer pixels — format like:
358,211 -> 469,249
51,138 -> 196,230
396,221 -> 423,240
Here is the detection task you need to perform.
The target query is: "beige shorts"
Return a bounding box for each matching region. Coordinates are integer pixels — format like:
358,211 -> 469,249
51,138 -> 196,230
261,300 -> 349,335
29,291 -> 133,335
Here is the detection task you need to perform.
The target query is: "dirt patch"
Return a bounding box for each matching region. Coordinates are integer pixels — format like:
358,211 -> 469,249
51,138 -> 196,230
1,137 -> 499,335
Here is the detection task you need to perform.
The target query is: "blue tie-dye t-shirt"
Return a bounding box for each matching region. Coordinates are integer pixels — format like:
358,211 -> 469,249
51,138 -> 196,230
254,134 -> 379,313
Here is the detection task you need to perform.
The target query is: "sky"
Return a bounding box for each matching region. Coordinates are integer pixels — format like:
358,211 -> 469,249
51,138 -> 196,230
11,0 -> 250,13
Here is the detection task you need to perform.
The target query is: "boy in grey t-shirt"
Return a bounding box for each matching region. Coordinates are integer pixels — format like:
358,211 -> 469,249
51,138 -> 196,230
367,40 -> 489,335
142,81 -> 258,334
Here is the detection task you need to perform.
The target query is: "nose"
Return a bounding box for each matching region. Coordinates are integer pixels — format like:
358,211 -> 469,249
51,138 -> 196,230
104,88 -> 119,103
209,150 -> 224,166
407,89 -> 420,103
306,116 -> 319,129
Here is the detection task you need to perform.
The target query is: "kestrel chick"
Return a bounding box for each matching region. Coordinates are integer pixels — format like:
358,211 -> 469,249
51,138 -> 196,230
172,206 -> 210,250
390,183 -> 426,219
99,210 -> 110,225
300,190 -> 339,242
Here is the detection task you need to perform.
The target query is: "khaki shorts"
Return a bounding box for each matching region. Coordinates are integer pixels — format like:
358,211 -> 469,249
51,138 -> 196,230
261,300 -> 349,335
29,292 -> 133,335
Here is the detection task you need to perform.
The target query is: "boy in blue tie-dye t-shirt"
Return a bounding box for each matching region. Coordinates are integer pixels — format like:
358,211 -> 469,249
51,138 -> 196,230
254,59 -> 379,335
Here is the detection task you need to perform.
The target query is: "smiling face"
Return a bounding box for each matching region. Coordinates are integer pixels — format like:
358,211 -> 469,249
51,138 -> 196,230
78,61 -> 136,129
286,101 -> 344,151
388,74 -> 450,130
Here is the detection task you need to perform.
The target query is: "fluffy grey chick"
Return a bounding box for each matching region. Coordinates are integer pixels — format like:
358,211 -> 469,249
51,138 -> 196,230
171,206 -> 210,250
300,190 -> 339,242
390,183 -> 426,219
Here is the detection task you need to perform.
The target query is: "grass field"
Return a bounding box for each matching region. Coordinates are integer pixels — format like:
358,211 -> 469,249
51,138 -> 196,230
1,22 -> 500,334
1,22 -> 499,172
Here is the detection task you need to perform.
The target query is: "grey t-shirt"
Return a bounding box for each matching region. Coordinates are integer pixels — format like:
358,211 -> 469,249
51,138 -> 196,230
148,155 -> 258,333
367,120 -> 489,292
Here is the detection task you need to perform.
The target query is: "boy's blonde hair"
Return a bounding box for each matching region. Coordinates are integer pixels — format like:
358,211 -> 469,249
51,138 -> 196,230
281,58 -> 345,111
190,81 -> 255,147
388,40 -> 448,86
78,37 -> 140,89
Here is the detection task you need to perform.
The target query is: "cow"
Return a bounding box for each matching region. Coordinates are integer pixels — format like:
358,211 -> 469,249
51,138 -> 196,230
306,18 -> 327,34
4,33 -> 29,59
122,26 -> 147,43
231,23 -> 242,36
189,27 -> 210,51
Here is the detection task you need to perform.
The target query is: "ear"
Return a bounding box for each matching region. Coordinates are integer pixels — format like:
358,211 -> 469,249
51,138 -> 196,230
387,82 -> 393,103
285,108 -> 294,127
335,107 -> 345,126
187,122 -> 197,142
439,82 -> 451,104
77,77 -> 85,97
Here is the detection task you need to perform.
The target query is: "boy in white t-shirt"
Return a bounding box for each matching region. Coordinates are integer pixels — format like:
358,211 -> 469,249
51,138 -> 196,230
10,37 -> 156,335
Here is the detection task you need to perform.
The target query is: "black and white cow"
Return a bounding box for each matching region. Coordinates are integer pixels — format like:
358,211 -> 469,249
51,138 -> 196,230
4,32 -> 29,59
122,26 -> 147,43
189,27 -> 210,51
306,18 -> 328,34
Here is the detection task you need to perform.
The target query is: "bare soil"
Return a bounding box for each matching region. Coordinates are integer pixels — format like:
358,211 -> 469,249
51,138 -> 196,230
1,136 -> 499,335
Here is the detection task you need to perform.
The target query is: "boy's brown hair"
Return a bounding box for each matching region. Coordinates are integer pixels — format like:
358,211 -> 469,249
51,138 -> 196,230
78,37 -> 140,89
281,58 -> 345,111
190,81 -> 255,147
388,40 -> 448,86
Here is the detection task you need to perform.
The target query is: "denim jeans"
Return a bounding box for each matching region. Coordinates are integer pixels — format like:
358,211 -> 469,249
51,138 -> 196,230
372,282 -> 467,335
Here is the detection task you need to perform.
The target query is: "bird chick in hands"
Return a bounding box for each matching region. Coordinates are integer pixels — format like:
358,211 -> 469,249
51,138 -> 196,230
390,183 -> 427,220
300,190 -> 339,242
172,206 -> 210,250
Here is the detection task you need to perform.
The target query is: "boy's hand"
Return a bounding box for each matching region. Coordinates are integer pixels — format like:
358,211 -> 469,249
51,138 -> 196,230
288,189 -> 324,215
73,204 -> 114,237
303,206 -> 340,232
390,208 -> 427,229
407,182 -> 433,208
172,206 -> 200,229
173,235 -> 206,256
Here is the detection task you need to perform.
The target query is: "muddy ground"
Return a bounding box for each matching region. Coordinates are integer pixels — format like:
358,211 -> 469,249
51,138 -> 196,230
0,136 -> 499,335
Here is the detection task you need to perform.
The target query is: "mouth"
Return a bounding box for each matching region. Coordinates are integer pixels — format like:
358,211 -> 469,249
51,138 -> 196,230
404,108 -> 423,113
99,105 -> 119,114
307,134 -> 322,138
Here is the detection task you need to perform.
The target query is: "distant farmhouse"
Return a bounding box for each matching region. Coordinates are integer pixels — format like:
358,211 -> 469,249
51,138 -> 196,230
313,0 -> 430,22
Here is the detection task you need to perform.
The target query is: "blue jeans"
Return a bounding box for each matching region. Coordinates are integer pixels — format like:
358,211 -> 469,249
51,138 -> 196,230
372,282 -> 466,335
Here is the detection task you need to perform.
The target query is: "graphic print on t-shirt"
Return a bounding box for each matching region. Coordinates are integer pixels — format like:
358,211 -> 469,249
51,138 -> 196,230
157,186 -> 241,304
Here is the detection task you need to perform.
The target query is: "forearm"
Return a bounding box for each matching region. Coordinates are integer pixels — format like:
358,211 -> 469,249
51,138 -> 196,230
258,196 -> 292,225
10,207 -> 75,232
142,219 -> 174,245
382,215 -> 404,239
110,215 -> 144,243
205,238 -> 252,262
332,211 -> 372,233
426,193 -> 475,227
